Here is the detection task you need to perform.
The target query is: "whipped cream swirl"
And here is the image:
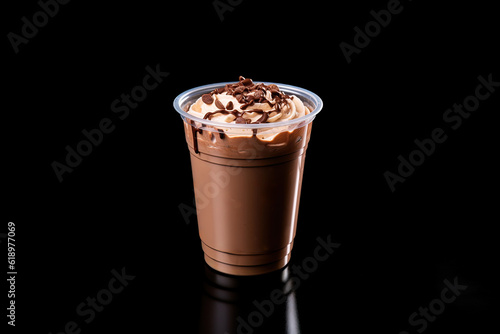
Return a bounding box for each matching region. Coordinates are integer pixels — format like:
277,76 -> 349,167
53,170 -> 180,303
187,76 -> 310,125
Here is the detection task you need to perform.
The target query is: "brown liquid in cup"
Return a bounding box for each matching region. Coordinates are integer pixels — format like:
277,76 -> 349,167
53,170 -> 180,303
183,120 -> 313,276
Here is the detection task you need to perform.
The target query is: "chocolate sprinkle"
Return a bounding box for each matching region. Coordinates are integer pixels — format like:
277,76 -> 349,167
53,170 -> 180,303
235,117 -> 248,124
234,86 -> 246,94
241,78 -> 253,86
202,94 -> 214,105
201,76 -> 293,126
215,99 -> 225,110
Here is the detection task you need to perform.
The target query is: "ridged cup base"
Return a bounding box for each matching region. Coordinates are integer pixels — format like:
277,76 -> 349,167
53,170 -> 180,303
202,242 -> 293,276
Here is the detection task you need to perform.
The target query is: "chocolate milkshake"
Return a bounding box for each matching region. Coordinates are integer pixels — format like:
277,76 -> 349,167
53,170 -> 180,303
174,77 -> 322,276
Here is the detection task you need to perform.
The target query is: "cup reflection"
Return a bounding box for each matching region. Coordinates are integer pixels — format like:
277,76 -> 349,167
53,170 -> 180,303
200,263 -> 300,334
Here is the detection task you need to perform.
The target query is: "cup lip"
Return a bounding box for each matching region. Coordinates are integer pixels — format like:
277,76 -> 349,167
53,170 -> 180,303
173,81 -> 323,130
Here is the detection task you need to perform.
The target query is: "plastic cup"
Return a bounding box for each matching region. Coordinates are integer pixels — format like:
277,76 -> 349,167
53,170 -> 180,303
174,81 -> 322,275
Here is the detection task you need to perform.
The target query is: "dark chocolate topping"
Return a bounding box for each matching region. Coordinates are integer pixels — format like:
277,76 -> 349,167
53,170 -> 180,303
200,76 -> 292,123
189,119 -> 202,154
215,98 -> 225,110
202,94 -> 214,105
189,77 -> 300,153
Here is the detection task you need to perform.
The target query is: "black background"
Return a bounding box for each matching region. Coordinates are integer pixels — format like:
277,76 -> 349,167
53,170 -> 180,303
3,0 -> 499,333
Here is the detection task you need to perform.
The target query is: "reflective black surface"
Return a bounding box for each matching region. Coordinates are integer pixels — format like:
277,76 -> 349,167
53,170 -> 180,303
200,264 -> 300,334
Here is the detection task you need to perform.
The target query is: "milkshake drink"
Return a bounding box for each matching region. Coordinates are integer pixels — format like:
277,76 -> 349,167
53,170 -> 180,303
174,76 -> 323,275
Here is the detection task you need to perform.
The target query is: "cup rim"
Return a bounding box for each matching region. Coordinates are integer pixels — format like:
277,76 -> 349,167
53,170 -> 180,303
173,81 -> 323,130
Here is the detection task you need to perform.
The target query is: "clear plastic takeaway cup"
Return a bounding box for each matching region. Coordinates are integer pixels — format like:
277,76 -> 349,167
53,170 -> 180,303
174,81 -> 323,275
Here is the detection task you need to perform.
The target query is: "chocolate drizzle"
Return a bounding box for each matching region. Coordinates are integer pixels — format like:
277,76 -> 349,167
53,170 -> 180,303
189,120 -> 202,154
203,109 -> 243,120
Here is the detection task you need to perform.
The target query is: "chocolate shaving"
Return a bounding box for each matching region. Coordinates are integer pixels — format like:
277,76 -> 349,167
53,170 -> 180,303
235,116 -> 251,124
234,86 -> 246,94
201,76 -> 293,124
202,94 -> 214,105
215,99 -> 225,110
